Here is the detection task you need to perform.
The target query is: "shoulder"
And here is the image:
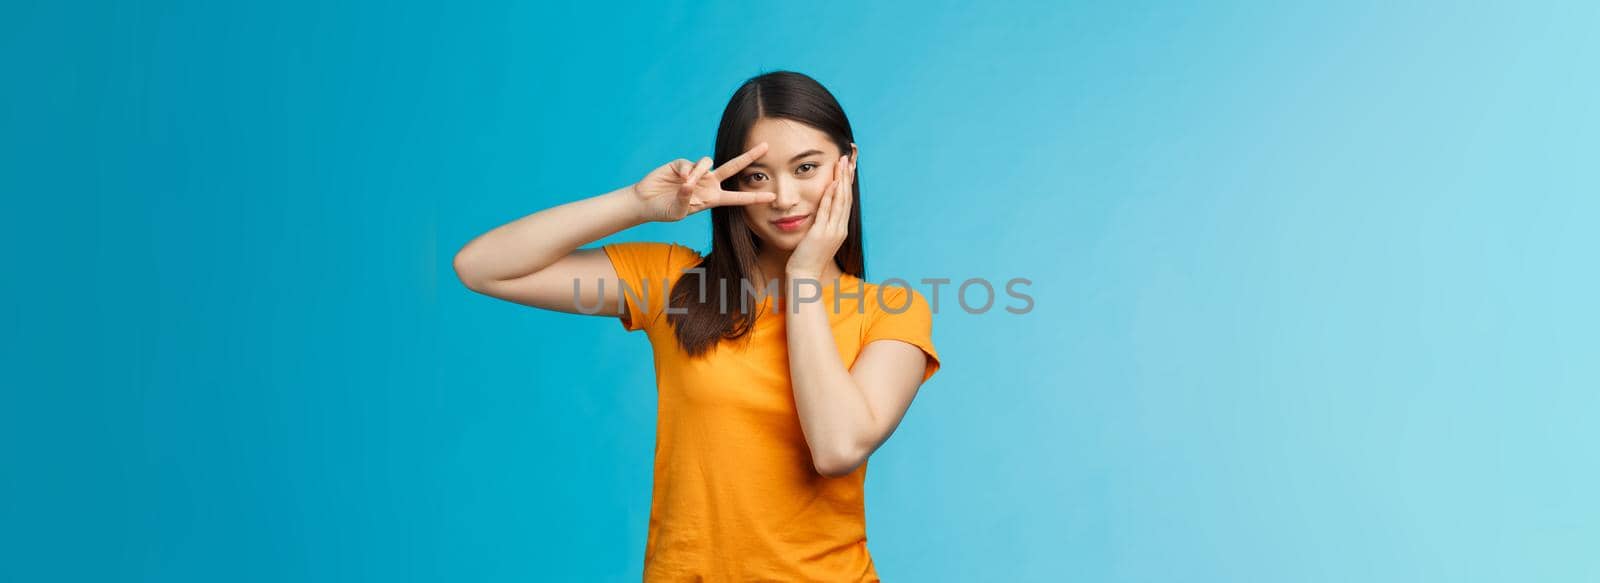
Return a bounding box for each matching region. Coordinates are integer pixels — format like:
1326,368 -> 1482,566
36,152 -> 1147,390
857,278 -> 941,382
600,240 -> 702,261
601,241 -> 705,278
859,279 -> 932,318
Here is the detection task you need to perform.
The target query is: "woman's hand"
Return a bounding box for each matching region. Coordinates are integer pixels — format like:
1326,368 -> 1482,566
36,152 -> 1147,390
630,142 -> 777,223
786,152 -> 855,278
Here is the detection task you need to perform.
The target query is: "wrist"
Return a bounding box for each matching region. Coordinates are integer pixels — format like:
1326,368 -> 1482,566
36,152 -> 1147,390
614,184 -> 651,225
785,270 -> 822,283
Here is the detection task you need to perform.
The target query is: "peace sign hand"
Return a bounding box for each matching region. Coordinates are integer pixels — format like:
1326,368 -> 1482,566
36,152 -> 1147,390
631,142 -> 778,223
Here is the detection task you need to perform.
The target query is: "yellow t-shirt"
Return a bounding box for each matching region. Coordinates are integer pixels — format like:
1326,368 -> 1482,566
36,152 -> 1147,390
601,241 -> 941,582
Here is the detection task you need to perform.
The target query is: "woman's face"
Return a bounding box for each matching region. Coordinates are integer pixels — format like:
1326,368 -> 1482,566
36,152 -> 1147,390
733,117 -> 854,252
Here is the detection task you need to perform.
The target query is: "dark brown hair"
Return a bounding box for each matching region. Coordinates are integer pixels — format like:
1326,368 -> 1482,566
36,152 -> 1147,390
666,71 -> 866,356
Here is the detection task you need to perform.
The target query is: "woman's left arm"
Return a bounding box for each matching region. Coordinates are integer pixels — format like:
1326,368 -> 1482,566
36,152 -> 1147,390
786,287 -> 931,477
783,149 -> 930,477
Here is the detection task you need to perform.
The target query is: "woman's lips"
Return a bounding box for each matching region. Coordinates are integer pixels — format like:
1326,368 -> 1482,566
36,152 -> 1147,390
772,215 -> 809,232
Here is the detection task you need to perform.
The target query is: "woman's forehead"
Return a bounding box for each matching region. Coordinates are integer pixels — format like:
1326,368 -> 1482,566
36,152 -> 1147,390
744,118 -> 835,156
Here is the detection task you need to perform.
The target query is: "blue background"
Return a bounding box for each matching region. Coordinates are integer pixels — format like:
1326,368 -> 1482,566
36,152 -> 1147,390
3,1 -> 1597,581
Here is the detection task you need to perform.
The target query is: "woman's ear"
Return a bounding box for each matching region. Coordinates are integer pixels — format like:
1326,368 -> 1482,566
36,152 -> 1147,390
848,142 -> 859,164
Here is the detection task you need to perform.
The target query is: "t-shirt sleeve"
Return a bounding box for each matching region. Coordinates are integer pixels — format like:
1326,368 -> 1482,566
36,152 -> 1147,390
599,241 -> 703,333
862,285 -> 942,384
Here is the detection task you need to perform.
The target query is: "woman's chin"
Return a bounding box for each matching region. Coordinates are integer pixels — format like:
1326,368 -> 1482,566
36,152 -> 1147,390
756,231 -> 804,251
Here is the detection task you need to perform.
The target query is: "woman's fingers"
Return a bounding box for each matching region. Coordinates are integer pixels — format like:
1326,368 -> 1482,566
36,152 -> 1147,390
670,158 -> 693,177
814,177 -> 836,232
705,189 -> 778,208
818,155 -> 848,233
827,156 -> 845,231
681,156 -> 713,193
709,142 -> 770,182
833,156 -> 853,230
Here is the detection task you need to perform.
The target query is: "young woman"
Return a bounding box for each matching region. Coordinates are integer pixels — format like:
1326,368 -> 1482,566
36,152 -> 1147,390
453,71 -> 940,582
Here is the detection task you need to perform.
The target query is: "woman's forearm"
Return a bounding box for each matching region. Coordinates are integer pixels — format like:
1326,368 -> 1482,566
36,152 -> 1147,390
785,274 -> 877,477
454,186 -> 645,287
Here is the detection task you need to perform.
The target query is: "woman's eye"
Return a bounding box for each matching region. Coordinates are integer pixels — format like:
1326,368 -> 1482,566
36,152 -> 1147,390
797,163 -> 817,174
743,172 -> 767,184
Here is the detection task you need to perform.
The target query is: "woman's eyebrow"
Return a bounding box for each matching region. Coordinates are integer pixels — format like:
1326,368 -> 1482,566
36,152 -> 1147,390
746,149 -> 825,169
786,149 -> 824,162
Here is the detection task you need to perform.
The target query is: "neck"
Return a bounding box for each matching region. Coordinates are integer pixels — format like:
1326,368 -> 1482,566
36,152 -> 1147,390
753,247 -> 844,300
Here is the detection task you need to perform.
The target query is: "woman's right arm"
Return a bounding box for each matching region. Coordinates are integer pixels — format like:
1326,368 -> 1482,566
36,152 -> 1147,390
452,185 -> 645,315
451,142 -> 774,316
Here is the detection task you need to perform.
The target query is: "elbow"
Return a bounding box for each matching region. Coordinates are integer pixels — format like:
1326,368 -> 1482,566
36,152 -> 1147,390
452,248 -> 488,293
812,445 -> 868,478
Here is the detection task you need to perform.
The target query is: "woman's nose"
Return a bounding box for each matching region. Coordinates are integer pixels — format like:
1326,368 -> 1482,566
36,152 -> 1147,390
771,179 -> 802,209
